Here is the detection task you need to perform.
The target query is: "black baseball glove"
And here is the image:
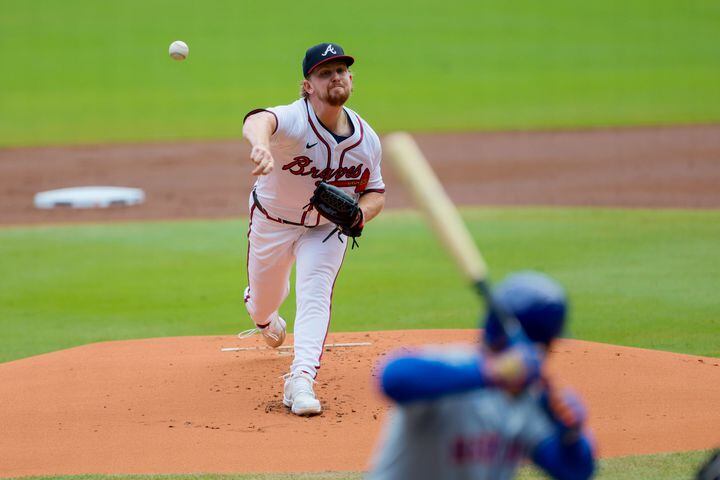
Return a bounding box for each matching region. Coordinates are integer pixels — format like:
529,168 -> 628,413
309,182 -> 364,248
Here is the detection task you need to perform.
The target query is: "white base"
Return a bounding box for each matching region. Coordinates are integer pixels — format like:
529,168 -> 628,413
34,186 -> 145,209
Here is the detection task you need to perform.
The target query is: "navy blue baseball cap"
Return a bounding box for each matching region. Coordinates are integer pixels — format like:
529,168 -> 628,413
302,43 -> 354,78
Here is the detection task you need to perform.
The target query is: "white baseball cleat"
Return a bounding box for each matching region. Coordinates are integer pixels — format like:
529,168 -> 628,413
283,372 -> 322,416
237,315 -> 287,349
260,315 -> 286,348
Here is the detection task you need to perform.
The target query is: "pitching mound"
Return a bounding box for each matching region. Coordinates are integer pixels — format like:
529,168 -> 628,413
1,330 -> 719,477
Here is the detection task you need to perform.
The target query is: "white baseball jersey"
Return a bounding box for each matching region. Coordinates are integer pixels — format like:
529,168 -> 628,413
247,97 -> 385,225
242,98 -> 384,380
367,355 -> 555,480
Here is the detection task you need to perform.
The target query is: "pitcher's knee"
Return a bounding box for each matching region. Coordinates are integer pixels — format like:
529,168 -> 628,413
244,296 -> 273,324
244,284 -> 289,326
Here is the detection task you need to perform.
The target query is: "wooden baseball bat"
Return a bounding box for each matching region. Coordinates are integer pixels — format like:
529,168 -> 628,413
383,132 -> 523,342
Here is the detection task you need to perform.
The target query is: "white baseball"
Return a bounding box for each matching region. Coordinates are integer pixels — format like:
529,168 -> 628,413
169,40 -> 189,61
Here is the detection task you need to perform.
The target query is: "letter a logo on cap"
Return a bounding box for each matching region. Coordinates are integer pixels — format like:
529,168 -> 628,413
322,44 -> 337,57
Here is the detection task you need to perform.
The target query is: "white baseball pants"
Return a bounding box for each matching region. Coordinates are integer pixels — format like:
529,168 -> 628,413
244,201 -> 347,378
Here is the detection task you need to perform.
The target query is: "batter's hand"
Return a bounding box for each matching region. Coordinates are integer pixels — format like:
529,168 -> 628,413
542,382 -> 588,444
485,341 -> 543,393
250,145 -> 274,175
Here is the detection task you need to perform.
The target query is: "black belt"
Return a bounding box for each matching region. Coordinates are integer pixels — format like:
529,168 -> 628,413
252,190 -> 315,227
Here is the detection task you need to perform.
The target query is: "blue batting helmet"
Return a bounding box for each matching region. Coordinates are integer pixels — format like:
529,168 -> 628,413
483,271 -> 567,348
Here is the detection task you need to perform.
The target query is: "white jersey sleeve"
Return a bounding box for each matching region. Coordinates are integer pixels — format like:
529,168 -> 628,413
267,102 -> 307,145
363,125 -> 386,194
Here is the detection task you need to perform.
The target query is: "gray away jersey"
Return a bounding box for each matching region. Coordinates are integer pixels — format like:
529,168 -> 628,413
368,385 -> 555,480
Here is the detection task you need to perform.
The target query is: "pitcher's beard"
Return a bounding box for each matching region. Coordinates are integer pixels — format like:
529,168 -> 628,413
325,86 -> 351,106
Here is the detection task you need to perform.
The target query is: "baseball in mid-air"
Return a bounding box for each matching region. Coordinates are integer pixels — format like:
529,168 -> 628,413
169,40 -> 189,61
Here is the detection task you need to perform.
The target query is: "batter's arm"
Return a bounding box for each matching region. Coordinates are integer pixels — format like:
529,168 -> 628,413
358,191 -> 385,223
531,386 -> 595,479
380,353 -> 487,404
242,111 -> 277,176
531,435 -> 595,480
379,342 -> 542,404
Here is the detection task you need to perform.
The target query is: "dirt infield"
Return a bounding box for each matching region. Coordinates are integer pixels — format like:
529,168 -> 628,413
1,125 -> 719,476
1,124 -> 719,226
1,331 -> 719,477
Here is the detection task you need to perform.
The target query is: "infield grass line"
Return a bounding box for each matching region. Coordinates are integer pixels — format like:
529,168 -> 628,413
4,450 -> 715,479
1,207 -> 718,363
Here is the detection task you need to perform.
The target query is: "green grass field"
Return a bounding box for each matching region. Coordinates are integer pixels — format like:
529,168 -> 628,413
2,207 -> 718,363
6,450 -> 716,479
1,0 -> 720,146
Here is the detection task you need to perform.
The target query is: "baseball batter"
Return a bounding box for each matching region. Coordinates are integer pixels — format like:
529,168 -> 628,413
368,272 -> 596,480
240,43 -> 385,416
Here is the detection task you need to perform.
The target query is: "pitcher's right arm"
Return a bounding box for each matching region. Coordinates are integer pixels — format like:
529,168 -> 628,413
242,111 -> 277,176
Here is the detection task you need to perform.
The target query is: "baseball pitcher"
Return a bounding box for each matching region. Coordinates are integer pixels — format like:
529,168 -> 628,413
368,272 -> 596,480
241,43 -> 385,416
